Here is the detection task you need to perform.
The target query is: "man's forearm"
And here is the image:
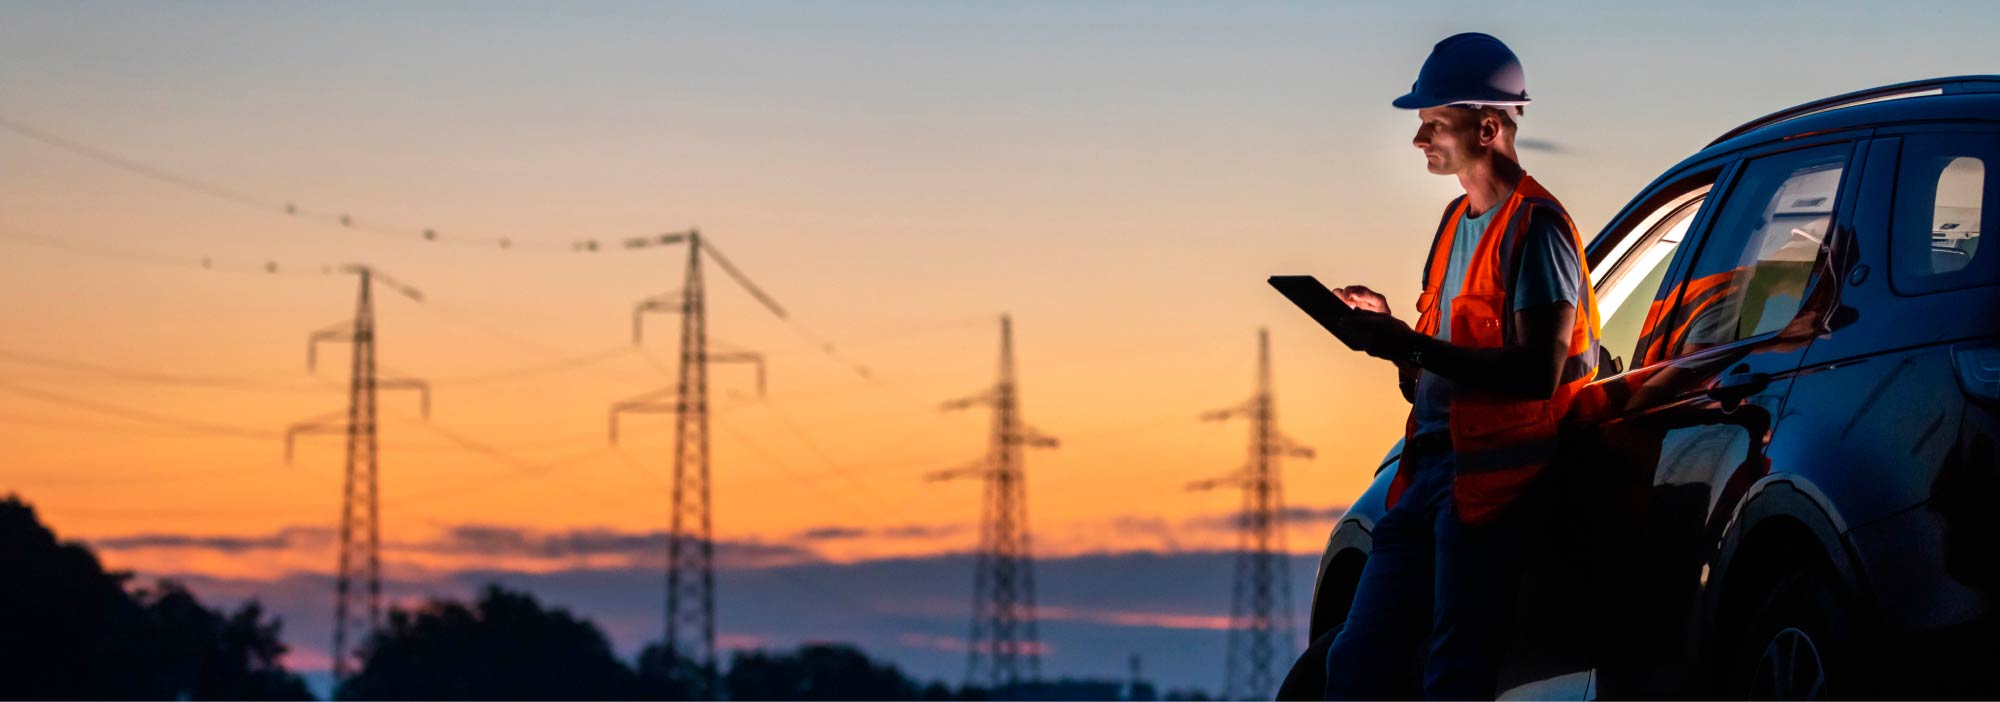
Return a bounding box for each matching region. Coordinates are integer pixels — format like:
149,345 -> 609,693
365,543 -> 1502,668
1406,335 -> 1555,398
1401,301 -> 1576,400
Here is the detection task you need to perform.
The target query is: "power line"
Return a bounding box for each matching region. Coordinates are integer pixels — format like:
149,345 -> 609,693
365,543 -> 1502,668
0,346 -> 340,392
0,229 -> 340,277
707,413 -> 876,517
385,346 -> 634,388
397,417 -> 667,519
0,378 -> 279,440
0,114 -> 683,254
10,461 -> 316,488
380,444 -> 614,507
3,223 -> 937,406
746,395 -> 895,507
0,407 -> 574,454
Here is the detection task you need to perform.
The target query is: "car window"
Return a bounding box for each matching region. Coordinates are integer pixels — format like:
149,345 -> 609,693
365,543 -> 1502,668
1593,186 -> 1708,375
1662,145 -> 1847,357
1890,133 -> 1997,294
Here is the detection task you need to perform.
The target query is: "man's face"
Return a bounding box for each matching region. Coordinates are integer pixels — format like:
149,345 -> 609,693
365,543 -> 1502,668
1412,106 -> 1486,176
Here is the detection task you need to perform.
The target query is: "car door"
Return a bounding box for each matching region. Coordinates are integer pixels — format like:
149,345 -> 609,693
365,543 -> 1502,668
1572,138 -> 1866,698
1487,160 -> 1720,702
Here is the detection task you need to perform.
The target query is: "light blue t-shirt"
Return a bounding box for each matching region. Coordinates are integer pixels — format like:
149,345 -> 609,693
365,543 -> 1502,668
1411,197 -> 1583,436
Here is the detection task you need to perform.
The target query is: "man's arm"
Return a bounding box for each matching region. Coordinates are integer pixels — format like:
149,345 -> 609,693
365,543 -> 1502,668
1407,301 -> 1574,399
1339,207 -> 1583,400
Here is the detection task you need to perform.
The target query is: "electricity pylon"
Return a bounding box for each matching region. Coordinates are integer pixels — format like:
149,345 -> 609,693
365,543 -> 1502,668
927,315 -> 1058,698
609,229 -> 780,698
283,265 -> 428,682
1187,328 -> 1313,701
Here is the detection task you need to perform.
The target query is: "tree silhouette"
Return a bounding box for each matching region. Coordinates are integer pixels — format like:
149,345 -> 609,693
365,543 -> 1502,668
336,584 -> 642,700
0,494 -> 311,700
722,643 -> 921,700
634,641 -> 706,700
2,492 -> 1174,701
132,580 -> 315,700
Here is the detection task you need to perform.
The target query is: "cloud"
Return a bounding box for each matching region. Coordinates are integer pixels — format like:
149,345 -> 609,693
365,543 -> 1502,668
717,633 -> 771,651
1107,516 -> 1182,553
92,523 -> 821,570
896,633 -> 1053,656
404,524 -> 820,569
412,524 -> 661,558
795,526 -> 867,541
1036,605 -> 1233,631
877,524 -> 964,539
1516,137 -> 1569,154
91,526 -> 334,553
793,523 -> 966,542
1180,504 -> 1346,531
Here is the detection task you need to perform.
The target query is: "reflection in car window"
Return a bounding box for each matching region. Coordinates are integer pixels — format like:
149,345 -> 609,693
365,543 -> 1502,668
1891,134 -> 1995,293
1594,191 -> 1704,374
1932,158 -> 1983,273
1666,147 -> 1845,355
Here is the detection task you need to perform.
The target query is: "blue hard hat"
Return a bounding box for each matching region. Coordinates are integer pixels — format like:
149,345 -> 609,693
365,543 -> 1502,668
1392,33 -> 1529,110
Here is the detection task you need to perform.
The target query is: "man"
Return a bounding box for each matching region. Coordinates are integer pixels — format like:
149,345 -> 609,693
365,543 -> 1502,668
1320,33 -> 1602,700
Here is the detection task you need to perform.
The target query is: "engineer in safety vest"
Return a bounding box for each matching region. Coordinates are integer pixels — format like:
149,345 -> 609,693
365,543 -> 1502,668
1319,33 -> 1603,700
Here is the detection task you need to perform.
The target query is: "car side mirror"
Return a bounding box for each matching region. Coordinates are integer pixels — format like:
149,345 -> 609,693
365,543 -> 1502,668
1596,345 -> 1624,379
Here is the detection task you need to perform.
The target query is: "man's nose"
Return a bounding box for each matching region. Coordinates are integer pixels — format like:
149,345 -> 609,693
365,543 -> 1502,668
1412,126 -> 1431,149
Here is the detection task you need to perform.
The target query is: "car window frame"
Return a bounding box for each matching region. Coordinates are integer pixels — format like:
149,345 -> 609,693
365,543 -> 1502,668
1878,128 -> 1999,296
1587,173 -> 1720,376
1648,138 -> 1864,363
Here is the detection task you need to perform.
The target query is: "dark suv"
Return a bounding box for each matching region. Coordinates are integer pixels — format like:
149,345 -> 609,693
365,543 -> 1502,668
1289,77 -> 2000,700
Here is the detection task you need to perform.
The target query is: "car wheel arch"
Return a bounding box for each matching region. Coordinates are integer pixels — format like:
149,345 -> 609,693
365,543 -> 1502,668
1703,477 -> 1869,690
1306,519 -> 1373,643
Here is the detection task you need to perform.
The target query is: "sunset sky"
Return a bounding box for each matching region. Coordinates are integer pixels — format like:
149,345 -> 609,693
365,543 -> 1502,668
6,0 -> 1999,692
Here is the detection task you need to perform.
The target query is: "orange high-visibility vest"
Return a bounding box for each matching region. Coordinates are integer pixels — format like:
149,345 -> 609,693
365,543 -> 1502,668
1387,174 -> 1602,525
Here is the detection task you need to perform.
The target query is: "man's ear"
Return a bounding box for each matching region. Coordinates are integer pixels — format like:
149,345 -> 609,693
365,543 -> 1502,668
1479,113 -> 1503,149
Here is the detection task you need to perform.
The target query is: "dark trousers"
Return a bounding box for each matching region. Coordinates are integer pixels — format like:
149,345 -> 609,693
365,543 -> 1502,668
1322,447 -> 1529,701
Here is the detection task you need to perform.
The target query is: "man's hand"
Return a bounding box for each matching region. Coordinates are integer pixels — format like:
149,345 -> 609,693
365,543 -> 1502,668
1337,311 -> 1419,361
1333,285 -> 1391,314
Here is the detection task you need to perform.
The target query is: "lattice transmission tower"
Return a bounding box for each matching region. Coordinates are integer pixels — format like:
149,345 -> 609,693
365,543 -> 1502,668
1187,328 -> 1313,700
927,315 -> 1059,698
610,229 -> 779,698
283,265 -> 428,682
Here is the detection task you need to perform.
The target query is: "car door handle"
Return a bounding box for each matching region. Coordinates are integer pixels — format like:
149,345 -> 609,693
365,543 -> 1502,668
1707,370 -> 1771,406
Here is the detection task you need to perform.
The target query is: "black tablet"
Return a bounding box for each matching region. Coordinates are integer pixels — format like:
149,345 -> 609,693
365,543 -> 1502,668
1268,275 -> 1353,339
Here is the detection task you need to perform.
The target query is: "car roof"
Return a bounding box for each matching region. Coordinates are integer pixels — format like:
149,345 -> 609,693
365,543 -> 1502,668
1588,76 -> 2000,261
1690,76 -> 2000,166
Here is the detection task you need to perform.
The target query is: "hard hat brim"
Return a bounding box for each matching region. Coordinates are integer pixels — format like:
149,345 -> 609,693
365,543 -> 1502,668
1393,91 -> 1531,110
1392,91 -> 1452,110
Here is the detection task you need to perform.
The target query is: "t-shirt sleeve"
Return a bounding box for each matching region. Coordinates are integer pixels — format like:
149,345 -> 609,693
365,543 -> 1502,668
1512,208 -> 1584,311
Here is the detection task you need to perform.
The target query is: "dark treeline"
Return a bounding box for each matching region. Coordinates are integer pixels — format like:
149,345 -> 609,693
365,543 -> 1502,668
0,496 -> 313,699
3,495 -> 1206,701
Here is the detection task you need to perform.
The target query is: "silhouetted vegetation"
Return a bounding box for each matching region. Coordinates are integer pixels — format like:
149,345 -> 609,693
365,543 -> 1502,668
341,585 -> 997,701
5,493 -> 1191,700
337,585 -> 645,700
634,640 -> 709,700
0,495 -> 313,700
725,643 -> 921,700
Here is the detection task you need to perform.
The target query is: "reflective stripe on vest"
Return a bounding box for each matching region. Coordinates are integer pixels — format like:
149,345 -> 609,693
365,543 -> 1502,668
1387,175 -> 1603,525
